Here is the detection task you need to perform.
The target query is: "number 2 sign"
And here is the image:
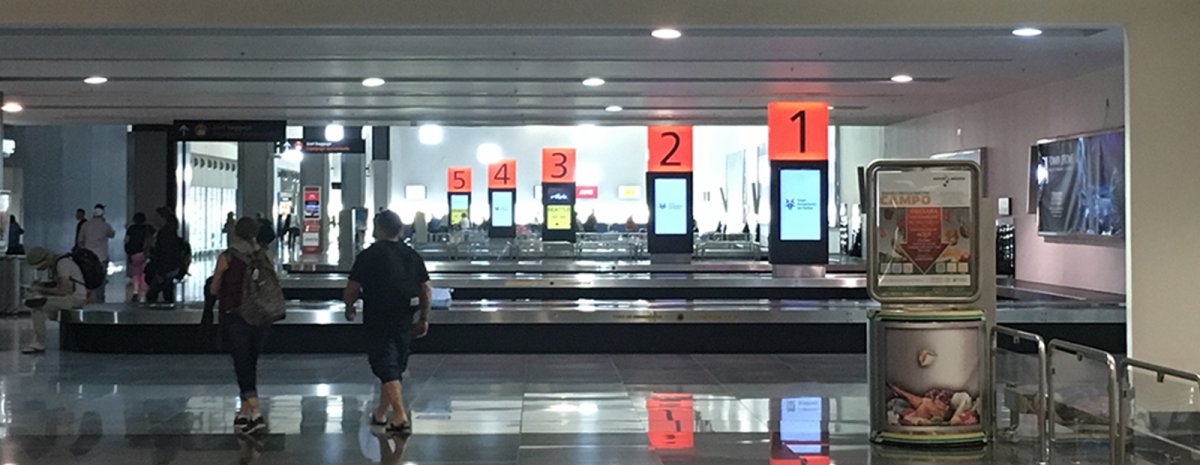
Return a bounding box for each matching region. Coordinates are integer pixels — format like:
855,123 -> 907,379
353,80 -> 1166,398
488,159 -> 517,189
541,148 -> 576,183
767,102 -> 829,161
447,167 -> 472,193
647,126 -> 693,173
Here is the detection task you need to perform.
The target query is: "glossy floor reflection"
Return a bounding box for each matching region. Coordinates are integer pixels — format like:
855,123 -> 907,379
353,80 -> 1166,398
0,319 -> 1066,464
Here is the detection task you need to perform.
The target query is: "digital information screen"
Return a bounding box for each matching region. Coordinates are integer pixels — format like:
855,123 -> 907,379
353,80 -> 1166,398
780,397 -> 823,454
546,205 -> 571,230
449,194 -> 469,225
778,169 -> 822,241
653,178 -> 688,235
491,191 -> 514,228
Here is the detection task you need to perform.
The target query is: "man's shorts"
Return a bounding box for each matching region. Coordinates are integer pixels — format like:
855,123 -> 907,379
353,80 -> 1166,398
367,331 -> 413,383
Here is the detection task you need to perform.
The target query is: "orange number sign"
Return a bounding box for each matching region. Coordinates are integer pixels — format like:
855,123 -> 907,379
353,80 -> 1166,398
647,126 -> 693,173
541,148 -> 576,183
488,159 -> 517,189
768,102 -> 829,161
447,167 -> 472,193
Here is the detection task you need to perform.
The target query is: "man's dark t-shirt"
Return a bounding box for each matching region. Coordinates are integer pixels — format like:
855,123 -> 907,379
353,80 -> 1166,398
349,240 -> 430,335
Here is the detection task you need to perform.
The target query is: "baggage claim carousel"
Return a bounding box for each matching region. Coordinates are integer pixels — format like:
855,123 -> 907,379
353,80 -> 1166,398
60,261 -> 1126,354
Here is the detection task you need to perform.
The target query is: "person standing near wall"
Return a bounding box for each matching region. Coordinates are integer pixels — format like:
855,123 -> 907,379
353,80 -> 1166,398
224,212 -> 236,247
73,208 -> 86,246
6,214 -> 25,255
124,212 -> 154,303
77,204 -> 115,303
343,210 -> 431,436
146,207 -> 182,304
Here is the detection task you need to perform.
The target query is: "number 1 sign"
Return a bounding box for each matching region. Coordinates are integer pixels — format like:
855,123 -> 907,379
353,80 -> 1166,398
647,126 -> 693,173
768,102 -> 829,162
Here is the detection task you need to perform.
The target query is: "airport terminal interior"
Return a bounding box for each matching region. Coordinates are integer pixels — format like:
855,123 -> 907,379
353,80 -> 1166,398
0,4 -> 1198,464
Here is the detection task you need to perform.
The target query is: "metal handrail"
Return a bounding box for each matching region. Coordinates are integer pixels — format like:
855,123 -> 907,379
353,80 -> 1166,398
1047,339 -> 1122,465
992,325 -> 1049,463
1118,358 -> 1200,462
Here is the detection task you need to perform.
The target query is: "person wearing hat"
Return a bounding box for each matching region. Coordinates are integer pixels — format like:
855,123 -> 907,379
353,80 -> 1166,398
22,247 -> 88,354
77,203 -> 115,303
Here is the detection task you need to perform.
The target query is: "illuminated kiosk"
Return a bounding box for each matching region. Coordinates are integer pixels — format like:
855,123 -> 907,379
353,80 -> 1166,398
487,160 -> 517,239
541,148 -> 577,243
767,102 -> 829,277
865,160 -> 994,446
645,126 -> 694,264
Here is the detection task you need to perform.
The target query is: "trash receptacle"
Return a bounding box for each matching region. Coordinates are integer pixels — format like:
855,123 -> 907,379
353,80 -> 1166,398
0,255 -> 23,314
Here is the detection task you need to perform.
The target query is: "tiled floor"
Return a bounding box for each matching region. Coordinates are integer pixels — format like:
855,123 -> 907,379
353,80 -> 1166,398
0,318 -> 1088,465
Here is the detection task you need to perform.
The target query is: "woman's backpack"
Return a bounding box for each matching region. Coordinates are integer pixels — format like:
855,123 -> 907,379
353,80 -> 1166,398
233,249 -> 286,326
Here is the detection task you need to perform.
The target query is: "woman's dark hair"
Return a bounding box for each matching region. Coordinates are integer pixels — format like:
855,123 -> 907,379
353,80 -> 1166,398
235,217 -> 258,241
132,212 -> 146,224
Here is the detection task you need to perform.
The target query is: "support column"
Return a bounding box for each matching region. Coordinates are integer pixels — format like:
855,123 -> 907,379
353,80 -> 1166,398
236,142 -> 275,218
339,152 -> 366,266
126,125 -> 172,217
0,92 -> 5,191
1126,17 -> 1200,373
371,126 -> 391,212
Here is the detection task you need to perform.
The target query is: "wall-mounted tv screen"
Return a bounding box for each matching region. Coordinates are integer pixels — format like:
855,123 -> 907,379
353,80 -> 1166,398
491,191 -> 514,228
1032,129 -> 1124,237
449,194 -> 469,225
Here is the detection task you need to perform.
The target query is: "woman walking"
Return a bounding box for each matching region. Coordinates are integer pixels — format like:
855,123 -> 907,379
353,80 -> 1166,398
124,212 -> 154,302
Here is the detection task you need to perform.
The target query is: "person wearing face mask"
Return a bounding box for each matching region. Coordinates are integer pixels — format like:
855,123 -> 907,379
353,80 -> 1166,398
77,204 -> 115,303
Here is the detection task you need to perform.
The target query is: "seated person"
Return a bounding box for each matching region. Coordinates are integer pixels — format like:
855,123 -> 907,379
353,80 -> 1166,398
22,247 -> 88,354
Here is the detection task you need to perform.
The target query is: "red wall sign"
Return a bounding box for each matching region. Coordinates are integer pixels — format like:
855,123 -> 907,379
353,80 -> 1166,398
447,167 -> 472,193
488,159 -> 517,190
301,186 -> 322,255
541,148 -> 576,183
768,102 -> 829,161
575,185 -> 598,199
647,126 -> 694,173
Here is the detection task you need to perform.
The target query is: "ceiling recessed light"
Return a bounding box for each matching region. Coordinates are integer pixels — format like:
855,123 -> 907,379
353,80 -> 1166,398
1012,27 -> 1043,37
827,105 -> 834,110
605,105 -> 623,112
1,102 -> 23,113
324,124 -> 345,142
582,77 -> 606,87
361,77 -> 386,87
476,143 -> 503,165
84,76 -> 108,85
651,28 -> 682,40
418,124 -> 444,145
890,74 -> 914,83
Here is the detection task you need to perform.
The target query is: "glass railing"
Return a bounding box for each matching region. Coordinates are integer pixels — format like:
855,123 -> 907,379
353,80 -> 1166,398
992,326 -> 1050,463
1120,359 -> 1200,465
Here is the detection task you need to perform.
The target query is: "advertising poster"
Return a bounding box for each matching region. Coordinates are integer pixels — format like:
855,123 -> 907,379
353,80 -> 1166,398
491,191 -> 514,228
546,205 -> 571,230
301,186 -> 321,252
881,319 -> 983,434
874,169 -> 975,294
1034,130 -> 1124,237
778,169 -> 822,241
449,194 -> 469,225
653,178 -> 688,235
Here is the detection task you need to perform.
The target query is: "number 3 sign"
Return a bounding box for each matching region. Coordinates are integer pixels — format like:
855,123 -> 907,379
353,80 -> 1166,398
647,126 -> 693,173
767,102 -> 829,162
541,148 -> 576,183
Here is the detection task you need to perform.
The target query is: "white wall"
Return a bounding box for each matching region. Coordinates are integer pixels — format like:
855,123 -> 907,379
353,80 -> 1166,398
884,66 -> 1125,294
389,125 -> 766,229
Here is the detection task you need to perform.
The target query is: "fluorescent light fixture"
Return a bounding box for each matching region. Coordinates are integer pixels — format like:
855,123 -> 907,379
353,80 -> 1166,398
582,77 -> 606,87
1,102 -> 23,113
361,77 -> 386,87
476,143 -> 503,165
1012,27 -> 1043,37
418,124 -> 444,145
281,148 -> 304,164
324,124 -> 345,142
890,74 -> 914,83
84,76 -> 108,85
651,28 -> 682,40
605,105 -> 623,112
827,105 -> 834,110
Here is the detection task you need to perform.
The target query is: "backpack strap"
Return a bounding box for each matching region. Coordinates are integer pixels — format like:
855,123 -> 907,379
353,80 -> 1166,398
56,254 -> 83,291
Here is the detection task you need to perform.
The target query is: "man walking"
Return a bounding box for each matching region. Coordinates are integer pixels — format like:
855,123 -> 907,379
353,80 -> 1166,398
77,204 -> 115,302
343,210 -> 431,436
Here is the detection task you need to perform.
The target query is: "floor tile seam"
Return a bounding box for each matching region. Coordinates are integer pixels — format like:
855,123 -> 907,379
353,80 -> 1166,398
687,353 -> 732,394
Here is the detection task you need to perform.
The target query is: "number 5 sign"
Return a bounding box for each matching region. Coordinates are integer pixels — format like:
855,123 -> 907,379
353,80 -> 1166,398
447,167 -> 472,193
488,159 -> 517,189
647,126 -> 693,173
541,148 -> 576,183
768,102 -> 829,161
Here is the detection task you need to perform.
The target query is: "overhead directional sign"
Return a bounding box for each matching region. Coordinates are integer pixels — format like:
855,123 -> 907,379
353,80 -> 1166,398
285,138 -> 366,154
174,120 -> 286,142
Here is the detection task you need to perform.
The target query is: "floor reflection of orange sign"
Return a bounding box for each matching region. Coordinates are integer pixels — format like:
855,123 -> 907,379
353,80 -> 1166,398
647,393 -> 694,450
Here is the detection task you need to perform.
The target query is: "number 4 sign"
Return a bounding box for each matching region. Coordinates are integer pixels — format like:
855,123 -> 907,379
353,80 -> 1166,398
647,126 -> 693,173
768,102 -> 829,161
488,159 -> 517,189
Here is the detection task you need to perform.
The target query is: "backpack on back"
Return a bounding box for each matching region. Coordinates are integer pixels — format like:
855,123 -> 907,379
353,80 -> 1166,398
65,248 -> 105,290
234,249 -> 286,326
176,239 -> 193,281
